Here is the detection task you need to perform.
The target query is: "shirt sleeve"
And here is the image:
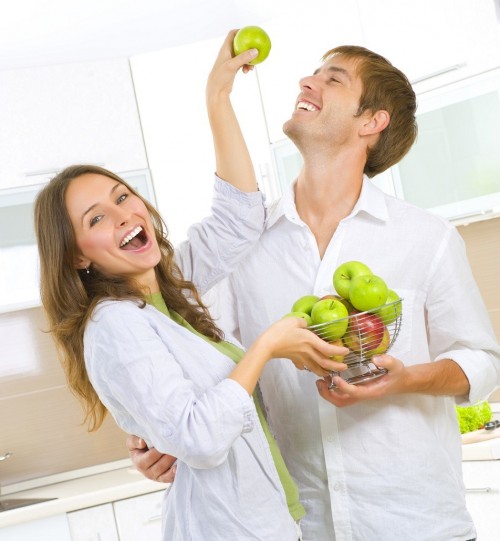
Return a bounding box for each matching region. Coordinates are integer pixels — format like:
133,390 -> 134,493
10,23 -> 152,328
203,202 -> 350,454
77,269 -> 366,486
84,301 -> 255,469
174,175 -> 265,295
425,228 -> 500,404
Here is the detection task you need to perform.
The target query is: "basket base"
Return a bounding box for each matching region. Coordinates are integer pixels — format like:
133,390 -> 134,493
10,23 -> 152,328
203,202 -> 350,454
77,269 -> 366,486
328,363 -> 388,388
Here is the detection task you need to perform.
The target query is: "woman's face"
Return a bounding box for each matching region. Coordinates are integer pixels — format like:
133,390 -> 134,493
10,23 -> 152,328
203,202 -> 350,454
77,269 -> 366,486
65,173 -> 162,292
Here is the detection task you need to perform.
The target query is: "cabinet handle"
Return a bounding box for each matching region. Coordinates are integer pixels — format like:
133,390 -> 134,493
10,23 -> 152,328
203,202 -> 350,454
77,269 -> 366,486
410,63 -> 466,85
466,487 -> 492,493
147,514 -> 162,522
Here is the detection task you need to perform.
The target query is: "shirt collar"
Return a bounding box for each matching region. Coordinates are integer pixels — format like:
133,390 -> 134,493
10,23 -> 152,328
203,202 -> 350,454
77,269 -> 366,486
266,175 -> 389,230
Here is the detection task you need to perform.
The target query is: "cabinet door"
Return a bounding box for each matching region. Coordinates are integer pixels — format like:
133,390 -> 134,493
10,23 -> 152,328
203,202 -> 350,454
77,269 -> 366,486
67,503 -> 119,541
0,58 -> 148,191
357,0 -> 500,91
0,514 -> 72,541
463,460 -> 500,541
113,491 -> 165,541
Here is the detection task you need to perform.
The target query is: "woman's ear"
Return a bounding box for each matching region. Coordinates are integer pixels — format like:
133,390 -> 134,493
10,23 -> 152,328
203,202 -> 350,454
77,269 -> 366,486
74,256 -> 91,270
360,110 -> 390,136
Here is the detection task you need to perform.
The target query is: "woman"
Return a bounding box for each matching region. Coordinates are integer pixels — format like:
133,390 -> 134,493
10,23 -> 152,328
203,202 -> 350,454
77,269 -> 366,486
34,32 -> 343,540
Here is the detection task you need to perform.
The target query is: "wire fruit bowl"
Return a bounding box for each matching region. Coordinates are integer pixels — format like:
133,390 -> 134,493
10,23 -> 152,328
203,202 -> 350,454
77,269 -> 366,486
309,299 -> 403,387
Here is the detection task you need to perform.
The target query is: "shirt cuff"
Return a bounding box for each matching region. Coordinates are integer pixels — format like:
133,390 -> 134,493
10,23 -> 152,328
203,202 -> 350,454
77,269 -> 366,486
436,349 -> 500,405
218,378 -> 256,433
214,174 -> 265,208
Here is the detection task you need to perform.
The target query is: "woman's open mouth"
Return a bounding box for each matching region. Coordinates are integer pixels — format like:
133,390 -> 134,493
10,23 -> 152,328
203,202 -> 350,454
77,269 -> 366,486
120,226 -> 148,250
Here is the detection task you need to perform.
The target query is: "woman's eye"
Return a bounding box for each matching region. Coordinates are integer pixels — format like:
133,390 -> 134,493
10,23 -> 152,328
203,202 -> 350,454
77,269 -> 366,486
90,215 -> 103,227
117,193 -> 128,204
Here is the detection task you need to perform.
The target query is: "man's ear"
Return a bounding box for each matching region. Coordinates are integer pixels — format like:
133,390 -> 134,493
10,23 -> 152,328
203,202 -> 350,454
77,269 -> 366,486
360,110 -> 390,136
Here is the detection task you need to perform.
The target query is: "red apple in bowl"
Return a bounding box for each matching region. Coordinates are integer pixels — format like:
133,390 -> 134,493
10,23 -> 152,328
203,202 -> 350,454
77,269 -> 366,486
364,327 -> 391,357
342,312 -> 385,353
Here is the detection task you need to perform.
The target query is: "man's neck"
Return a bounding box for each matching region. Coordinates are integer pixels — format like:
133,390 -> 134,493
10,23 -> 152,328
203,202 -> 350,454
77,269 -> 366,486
294,157 -> 364,259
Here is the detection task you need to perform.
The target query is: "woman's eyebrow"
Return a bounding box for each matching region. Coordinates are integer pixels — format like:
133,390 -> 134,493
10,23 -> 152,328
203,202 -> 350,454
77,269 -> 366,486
81,182 -> 122,223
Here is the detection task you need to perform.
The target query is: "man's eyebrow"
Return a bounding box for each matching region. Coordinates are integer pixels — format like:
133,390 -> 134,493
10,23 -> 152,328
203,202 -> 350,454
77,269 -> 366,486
81,182 -> 122,224
314,65 -> 351,81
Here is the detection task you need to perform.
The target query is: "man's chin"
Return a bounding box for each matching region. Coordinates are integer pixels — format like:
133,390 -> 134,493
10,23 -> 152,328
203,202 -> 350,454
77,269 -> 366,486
282,119 -> 300,143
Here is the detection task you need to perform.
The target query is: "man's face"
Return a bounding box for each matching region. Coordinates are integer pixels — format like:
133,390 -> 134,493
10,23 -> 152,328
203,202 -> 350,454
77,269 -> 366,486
283,55 -> 368,150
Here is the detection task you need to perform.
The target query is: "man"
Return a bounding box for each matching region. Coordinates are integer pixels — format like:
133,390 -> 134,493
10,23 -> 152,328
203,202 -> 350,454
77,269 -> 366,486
129,45 -> 500,540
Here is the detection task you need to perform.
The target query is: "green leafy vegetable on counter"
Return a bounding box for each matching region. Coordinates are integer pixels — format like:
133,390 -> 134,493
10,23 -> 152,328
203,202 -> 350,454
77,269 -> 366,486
456,401 -> 492,434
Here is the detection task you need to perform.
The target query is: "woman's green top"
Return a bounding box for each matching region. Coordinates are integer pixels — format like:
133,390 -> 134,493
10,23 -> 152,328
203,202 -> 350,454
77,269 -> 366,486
149,292 -> 305,522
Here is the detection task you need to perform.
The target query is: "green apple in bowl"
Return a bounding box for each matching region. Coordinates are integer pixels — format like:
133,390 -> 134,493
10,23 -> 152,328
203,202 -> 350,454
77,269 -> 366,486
310,298 -> 349,341
375,289 -> 402,325
282,311 -> 313,326
233,26 -> 272,65
349,274 -> 388,312
291,294 -> 320,315
333,260 -> 372,299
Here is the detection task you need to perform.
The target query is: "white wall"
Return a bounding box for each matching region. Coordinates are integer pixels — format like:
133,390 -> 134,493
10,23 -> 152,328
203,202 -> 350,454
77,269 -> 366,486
130,35 -> 270,246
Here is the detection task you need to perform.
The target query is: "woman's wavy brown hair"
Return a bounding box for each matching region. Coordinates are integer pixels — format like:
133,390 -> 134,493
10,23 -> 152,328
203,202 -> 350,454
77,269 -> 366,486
34,164 -> 223,431
322,45 -> 418,178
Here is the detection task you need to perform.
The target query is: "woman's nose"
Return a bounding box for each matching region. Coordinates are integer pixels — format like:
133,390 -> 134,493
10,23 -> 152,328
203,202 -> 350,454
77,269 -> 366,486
113,206 -> 130,227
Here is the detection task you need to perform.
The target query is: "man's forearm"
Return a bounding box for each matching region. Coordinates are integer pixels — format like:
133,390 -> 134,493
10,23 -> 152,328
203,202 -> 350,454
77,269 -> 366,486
404,359 -> 470,396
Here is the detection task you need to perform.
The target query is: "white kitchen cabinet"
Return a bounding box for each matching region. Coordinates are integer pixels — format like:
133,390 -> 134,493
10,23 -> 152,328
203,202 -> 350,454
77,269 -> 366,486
357,0 -> 500,92
67,502 -> 119,540
463,459 -> 500,540
0,57 -> 148,191
0,513 -> 72,541
113,490 -> 165,540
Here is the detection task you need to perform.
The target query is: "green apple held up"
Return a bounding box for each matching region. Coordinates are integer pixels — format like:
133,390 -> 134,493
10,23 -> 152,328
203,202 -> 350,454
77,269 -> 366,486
333,260 -> 372,299
233,26 -> 272,65
291,295 -> 320,315
375,289 -> 402,325
310,298 -> 349,341
349,274 -> 388,312
282,311 -> 313,326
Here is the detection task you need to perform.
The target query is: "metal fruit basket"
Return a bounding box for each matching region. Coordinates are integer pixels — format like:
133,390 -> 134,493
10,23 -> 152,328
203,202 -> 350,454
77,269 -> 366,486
309,299 -> 403,387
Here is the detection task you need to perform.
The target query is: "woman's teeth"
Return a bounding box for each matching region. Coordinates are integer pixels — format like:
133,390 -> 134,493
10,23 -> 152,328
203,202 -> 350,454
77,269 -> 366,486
120,226 -> 143,247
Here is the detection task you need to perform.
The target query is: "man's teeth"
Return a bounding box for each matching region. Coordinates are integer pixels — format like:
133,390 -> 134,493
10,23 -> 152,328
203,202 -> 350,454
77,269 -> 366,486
297,101 -> 319,112
120,226 -> 143,247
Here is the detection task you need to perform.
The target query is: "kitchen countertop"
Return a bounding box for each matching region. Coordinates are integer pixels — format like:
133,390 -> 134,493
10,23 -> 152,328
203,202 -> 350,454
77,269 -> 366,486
461,401 -> 500,461
2,401 -> 499,529
0,460 -> 167,529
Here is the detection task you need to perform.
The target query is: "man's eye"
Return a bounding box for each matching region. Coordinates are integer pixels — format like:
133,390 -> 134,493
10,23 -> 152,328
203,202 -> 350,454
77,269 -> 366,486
90,215 -> 103,227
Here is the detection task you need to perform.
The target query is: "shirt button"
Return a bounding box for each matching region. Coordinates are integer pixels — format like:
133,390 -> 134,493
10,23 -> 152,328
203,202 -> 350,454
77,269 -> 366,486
326,435 -> 334,442
333,482 -> 341,491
